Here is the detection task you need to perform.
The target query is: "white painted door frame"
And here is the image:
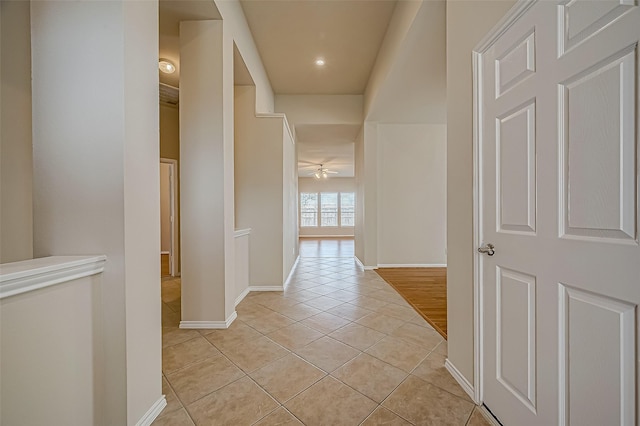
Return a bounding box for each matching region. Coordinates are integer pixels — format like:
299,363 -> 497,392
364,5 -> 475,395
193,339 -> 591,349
472,1 -> 539,407
161,158 -> 178,276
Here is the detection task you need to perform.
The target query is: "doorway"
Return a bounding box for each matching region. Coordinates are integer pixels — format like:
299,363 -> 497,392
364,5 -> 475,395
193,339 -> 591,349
160,158 -> 178,277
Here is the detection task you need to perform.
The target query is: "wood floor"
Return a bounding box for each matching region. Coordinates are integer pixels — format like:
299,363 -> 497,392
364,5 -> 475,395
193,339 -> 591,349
375,267 -> 447,339
299,237 -> 354,258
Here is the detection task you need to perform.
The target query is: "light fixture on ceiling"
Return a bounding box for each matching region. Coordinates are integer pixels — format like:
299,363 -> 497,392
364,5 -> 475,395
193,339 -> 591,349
315,58 -> 326,67
159,58 -> 176,74
311,164 -> 336,179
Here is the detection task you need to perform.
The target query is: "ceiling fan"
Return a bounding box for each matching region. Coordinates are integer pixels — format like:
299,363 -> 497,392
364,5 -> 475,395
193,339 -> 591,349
308,164 -> 338,179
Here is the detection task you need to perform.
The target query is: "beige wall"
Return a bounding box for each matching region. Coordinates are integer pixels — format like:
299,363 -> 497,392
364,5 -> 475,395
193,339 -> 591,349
215,0 -> 274,113
235,86 -> 298,287
1,274 -> 103,425
1,0 -> 33,263
354,128 -> 365,262
160,163 -> 171,253
275,95 -> 363,127
30,2 -> 162,423
446,0 -> 515,384
378,124 -> 446,265
298,177 -> 356,237
160,104 -> 181,274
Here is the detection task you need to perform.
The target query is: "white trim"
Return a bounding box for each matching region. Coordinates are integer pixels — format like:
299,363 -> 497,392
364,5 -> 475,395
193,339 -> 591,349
355,256 -> 375,270
161,158 -> 179,277
160,251 -> 170,255
472,0 -> 539,407
235,287 -> 250,307
283,255 -> 300,290
298,234 -> 355,238
377,263 -> 447,268
180,311 -> 237,329
445,359 -> 477,403
0,255 -> 107,299
248,285 -> 284,292
234,228 -> 251,238
135,396 -> 167,426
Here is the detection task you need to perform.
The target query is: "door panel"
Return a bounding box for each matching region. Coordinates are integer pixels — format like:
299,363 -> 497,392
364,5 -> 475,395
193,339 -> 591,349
479,1 -> 639,425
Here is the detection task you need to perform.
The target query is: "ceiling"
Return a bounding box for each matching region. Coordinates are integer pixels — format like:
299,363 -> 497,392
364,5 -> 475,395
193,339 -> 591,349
239,0 -> 396,95
158,0 -> 401,179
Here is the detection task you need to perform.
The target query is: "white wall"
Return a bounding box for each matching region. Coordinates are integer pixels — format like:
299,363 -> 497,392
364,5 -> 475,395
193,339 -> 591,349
1,0 -> 33,263
215,0 -> 274,113
354,128 -> 365,261
1,274 -> 103,425
30,2 -> 162,423
275,95 -> 363,126
298,177 -> 356,237
160,163 -> 171,253
282,121 -> 299,279
235,86 -> 298,287
446,0 -> 515,385
377,124 -> 446,265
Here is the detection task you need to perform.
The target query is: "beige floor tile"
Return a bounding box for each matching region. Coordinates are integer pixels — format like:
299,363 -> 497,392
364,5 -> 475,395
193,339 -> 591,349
307,284 -> 342,296
433,340 -> 448,356
326,303 -> 374,321
219,335 -> 289,372
244,311 -> 296,334
295,336 -> 360,372
152,408 -> 194,426
166,355 -> 245,404
162,308 -> 180,327
361,407 -> 412,426
467,408 -> 492,426
277,303 -> 323,321
329,323 -> 385,351
324,289 -> 359,302
391,322 -> 443,351
162,326 -> 201,348
162,376 -> 183,415
284,376 -> 377,426
408,314 -> 437,330
202,321 -> 262,351
332,353 -> 407,403
356,313 -> 406,335
282,289 -> 323,302
350,295 -> 389,311
161,281 -> 181,304
300,312 -> 352,334
267,323 -> 324,351
376,303 -> 420,321
365,336 -> 430,373
236,303 -> 273,322
304,295 -> 345,311
383,375 -> 474,425
187,376 -> 278,426
412,353 -> 471,401
253,407 -> 303,426
162,337 -> 220,374
250,354 -> 326,403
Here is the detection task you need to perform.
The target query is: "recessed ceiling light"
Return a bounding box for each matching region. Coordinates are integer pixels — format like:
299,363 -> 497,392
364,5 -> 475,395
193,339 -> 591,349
315,58 -> 325,66
159,59 -> 176,74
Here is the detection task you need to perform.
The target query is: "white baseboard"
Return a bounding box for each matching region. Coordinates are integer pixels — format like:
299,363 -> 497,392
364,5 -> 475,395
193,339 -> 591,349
354,256 -> 375,270
135,396 -> 167,426
235,287 -> 251,307
377,263 -> 447,268
248,285 -> 284,292
180,311 -> 237,330
444,359 -> 476,403
283,255 -> 300,290
299,235 -> 354,238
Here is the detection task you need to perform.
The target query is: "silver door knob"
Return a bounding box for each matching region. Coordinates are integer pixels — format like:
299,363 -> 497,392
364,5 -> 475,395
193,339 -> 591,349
478,243 -> 495,256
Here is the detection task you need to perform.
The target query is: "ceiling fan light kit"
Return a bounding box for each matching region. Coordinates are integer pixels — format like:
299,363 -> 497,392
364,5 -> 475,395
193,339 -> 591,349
311,164 -> 336,179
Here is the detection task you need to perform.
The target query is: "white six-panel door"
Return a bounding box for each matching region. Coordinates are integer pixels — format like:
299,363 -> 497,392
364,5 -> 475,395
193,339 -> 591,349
477,1 -> 639,424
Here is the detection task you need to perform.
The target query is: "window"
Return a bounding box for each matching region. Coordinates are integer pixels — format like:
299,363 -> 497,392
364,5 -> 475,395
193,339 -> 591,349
321,193 -> 338,227
299,191 -> 355,227
300,193 -> 318,227
340,192 -> 355,226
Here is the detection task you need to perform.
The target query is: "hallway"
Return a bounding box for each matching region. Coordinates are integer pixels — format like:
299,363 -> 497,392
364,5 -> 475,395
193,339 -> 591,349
156,248 -> 488,425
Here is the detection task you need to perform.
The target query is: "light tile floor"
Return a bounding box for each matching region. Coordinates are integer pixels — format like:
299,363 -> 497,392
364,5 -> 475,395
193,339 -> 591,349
154,257 -> 491,426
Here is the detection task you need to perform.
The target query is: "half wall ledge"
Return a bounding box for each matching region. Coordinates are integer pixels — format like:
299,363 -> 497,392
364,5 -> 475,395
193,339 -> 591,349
0,255 -> 107,299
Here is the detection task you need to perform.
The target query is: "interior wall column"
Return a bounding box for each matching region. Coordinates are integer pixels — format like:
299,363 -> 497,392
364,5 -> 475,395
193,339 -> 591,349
180,20 -> 236,327
363,121 -> 379,267
30,1 -> 161,424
